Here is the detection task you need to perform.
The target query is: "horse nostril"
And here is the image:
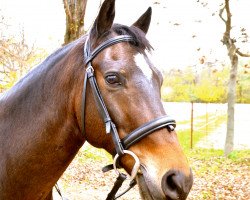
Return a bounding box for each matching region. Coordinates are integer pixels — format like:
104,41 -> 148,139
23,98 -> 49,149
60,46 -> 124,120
161,169 -> 193,200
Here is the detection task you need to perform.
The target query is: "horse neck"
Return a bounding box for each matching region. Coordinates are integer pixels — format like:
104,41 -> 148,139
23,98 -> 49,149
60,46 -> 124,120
0,39 -> 86,198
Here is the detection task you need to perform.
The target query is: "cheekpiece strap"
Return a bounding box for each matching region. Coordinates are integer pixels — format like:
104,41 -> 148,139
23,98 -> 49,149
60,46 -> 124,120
82,35 -> 134,156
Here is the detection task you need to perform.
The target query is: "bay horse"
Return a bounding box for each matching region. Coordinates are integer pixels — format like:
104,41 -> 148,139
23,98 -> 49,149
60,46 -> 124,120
0,0 -> 193,199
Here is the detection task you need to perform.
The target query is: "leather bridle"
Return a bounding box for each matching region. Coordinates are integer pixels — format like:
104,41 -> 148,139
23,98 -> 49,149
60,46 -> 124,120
81,34 -> 176,199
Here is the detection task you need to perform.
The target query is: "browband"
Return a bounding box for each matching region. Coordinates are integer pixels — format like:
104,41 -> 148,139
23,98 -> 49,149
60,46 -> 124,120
84,35 -> 135,65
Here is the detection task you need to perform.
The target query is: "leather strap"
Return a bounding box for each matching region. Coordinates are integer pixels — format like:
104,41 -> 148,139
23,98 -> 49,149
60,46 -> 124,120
114,179 -> 137,199
81,72 -> 88,136
105,173 -> 137,200
85,35 -> 135,65
106,173 -> 127,200
122,115 -> 176,149
86,65 -> 124,155
82,35 -> 134,155
55,183 -> 69,200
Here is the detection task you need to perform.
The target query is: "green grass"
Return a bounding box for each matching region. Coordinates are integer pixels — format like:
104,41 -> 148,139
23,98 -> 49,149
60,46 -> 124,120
79,143 -> 112,162
227,149 -> 250,163
176,112 -> 250,174
184,148 -> 250,162
184,148 -> 250,178
177,113 -> 227,149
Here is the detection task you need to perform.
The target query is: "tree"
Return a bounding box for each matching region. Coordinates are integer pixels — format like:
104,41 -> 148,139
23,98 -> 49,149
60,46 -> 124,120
219,0 -> 250,156
161,66 -> 229,103
0,16 -> 47,92
63,0 -> 88,45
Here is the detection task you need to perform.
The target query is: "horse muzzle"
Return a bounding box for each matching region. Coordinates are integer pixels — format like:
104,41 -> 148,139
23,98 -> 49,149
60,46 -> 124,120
161,169 -> 193,200
138,166 -> 193,200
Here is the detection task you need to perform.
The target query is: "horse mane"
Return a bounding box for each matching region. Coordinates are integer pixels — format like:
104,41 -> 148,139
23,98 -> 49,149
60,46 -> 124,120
111,23 -> 153,52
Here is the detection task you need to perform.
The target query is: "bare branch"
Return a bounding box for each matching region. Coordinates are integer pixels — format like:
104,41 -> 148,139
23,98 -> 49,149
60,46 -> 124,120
219,6 -> 226,24
224,0 -> 231,34
236,49 -> 250,57
0,45 -> 26,65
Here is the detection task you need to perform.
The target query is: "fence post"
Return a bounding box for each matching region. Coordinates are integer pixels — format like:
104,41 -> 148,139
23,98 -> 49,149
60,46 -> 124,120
206,103 -> 208,136
190,102 -> 194,149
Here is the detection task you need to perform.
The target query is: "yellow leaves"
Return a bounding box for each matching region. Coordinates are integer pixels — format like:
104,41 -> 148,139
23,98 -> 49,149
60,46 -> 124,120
0,16 -> 48,92
193,80 -> 227,103
0,39 -> 47,91
0,70 -> 17,90
162,66 -> 229,103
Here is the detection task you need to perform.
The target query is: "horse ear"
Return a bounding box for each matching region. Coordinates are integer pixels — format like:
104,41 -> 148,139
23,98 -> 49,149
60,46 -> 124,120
90,0 -> 115,39
132,7 -> 152,34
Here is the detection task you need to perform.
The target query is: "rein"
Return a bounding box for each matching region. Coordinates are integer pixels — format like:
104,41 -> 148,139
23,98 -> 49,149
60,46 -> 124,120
81,34 -> 176,199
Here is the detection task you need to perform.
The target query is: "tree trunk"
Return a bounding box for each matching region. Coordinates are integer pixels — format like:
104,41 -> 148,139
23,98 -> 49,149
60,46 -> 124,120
225,53 -> 238,156
220,0 -> 236,156
219,0 -> 250,156
63,0 -> 88,45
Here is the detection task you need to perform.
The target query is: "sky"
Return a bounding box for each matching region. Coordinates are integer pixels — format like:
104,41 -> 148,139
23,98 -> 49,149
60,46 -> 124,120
1,0 -> 250,69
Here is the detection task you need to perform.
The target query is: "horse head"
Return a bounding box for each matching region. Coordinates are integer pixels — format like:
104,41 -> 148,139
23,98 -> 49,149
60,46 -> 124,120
81,0 -> 193,199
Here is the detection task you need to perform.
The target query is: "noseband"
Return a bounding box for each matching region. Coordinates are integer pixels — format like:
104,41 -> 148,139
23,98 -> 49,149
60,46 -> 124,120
81,34 -> 176,199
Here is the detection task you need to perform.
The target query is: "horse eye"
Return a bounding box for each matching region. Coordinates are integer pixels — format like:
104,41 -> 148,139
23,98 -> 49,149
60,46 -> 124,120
105,74 -> 120,85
